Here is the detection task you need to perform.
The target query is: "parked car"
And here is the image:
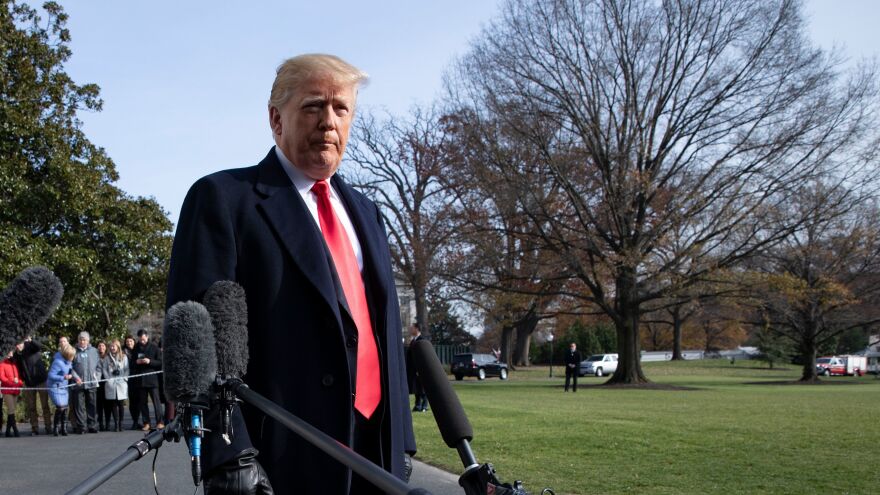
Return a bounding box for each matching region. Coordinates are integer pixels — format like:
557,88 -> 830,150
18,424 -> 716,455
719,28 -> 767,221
579,353 -> 618,377
451,353 -> 509,381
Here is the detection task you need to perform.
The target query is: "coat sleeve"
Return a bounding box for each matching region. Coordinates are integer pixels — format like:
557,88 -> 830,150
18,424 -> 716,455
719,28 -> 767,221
47,358 -> 64,387
375,204 -> 417,455
0,362 -> 11,385
148,347 -> 162,371
97,357 -> 107,379
166,175 -> 239,308
166,174 -> 253,472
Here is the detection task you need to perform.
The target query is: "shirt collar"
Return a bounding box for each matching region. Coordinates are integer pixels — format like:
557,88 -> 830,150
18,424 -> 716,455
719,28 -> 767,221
274,146 -> 339,200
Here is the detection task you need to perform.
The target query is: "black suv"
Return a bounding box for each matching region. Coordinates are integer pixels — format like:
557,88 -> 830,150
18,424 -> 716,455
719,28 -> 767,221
451,353 -> 509,381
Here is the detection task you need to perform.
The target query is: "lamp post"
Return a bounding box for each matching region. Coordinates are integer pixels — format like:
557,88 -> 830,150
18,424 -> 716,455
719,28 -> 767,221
548,332 -> 555,378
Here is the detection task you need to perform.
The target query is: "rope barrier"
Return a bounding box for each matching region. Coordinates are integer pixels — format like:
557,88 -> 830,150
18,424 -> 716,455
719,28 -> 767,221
0,370 -> 163,392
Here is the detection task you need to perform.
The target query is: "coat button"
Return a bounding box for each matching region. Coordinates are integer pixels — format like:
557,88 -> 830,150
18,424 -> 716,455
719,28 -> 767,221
321,374 -> 334,387
346,335 -> 358,348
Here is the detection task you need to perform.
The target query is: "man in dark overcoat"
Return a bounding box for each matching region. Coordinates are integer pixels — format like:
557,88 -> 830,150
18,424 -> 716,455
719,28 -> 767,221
165,53 -> 415,494
406,323 -> 429,412
564,342 -> 582,392
131,329 -> 163,430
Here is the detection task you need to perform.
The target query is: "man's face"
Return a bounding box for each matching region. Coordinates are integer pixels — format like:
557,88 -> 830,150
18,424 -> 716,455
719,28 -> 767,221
78,336 -> 89,348
270,74 -> 356,180
58,336 -> 68,347
570,344 -> 576,351
15,342 -> 24,352
138,334 -> 148,345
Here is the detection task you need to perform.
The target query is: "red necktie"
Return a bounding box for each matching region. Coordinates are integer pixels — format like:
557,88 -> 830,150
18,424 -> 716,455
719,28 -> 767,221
312,180 -> 381,418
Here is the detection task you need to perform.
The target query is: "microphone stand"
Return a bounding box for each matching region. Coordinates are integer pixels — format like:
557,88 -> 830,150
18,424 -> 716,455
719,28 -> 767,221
411,340 -> 554,495
65,416 -> 183,495
448,435 -> 537,495
220,378 -> 431,495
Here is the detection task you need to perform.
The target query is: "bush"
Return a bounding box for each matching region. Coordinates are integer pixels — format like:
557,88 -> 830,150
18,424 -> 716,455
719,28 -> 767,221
531,320 -> 617,364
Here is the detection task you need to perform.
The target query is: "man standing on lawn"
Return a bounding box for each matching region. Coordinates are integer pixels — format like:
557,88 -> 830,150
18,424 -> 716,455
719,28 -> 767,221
564,342 -> 582,392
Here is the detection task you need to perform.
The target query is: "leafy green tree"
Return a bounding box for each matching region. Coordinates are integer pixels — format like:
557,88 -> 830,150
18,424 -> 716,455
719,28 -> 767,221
835,327 -> 870,355
753,324 -> 794,369
428,294 -> 473,346
1,1 -> 172,342
533,320 -> 616,364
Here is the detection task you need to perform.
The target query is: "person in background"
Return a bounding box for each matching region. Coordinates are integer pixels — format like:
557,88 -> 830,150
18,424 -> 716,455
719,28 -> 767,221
48,344 -> 76,436
564,342 -> 582,393
131,329 -> 162,431
406,323 -> 429,412
0,347 -> 23,437
157,337 -> 175,426
54,335 -> 76,429
123,335 -> 140,429
53,335 -> 69,360
17,336 -> 52,435
70,331 -> 100,434
95,341 -> 108,431
100,339 -> 128,432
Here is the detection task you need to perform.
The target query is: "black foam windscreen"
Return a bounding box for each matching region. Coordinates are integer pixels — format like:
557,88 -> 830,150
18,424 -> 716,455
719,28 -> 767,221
411,339 -> 474,448
203,280 -> 249,378
163,301 -> 217,404
0,266 -> 64,356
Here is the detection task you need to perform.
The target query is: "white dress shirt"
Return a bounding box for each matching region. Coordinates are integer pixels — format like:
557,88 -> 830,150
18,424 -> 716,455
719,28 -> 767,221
275,146 -> 364,271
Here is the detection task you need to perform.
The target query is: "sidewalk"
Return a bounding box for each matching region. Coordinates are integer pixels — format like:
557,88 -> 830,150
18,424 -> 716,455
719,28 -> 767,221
0,421 -> 462,494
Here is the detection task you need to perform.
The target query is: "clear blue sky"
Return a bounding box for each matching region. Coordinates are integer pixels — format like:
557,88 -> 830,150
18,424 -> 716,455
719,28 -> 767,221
56,0 -> 879,226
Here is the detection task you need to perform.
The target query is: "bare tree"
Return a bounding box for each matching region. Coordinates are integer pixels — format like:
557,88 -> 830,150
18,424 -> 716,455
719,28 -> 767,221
642,298 -> 700,358
346,106 -> 455,332
440,111 -> 571,367
750,184 -> 880,382
446,0 -> 880,384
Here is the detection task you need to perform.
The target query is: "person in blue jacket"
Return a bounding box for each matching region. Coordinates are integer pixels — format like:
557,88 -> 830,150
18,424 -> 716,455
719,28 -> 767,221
47,344 -> 75,436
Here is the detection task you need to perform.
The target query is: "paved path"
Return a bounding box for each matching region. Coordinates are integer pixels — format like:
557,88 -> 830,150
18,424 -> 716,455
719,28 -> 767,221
0,422 -> 461,494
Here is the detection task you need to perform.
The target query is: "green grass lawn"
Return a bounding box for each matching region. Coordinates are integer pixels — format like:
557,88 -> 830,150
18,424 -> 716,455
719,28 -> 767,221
410,360 -> 880,495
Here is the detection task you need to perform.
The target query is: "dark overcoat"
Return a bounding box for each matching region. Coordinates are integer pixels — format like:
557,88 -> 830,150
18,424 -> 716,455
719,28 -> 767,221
165,149 -> 415,494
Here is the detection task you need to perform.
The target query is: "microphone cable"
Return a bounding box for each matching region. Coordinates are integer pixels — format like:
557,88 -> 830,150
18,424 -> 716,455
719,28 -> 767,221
146,426 -> 200,495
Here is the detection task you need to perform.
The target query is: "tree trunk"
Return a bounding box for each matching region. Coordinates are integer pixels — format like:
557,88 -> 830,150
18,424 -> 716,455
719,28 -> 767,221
607,270 -> 649,384
499,325 -> 515,369
799,337 -> 819,382
671,306 -> 683,361
513,314 -> 539,367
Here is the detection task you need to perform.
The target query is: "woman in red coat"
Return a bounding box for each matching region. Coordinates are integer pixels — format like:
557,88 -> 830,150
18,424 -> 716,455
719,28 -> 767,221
0,348 -> 24,437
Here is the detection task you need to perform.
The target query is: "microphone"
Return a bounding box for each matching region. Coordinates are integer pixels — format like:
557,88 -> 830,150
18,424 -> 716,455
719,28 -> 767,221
203,280 -> 248,444
412,340 -> 550,495
0,266 -> 64,357
163,301 -> 217,486
201,281 -> 431,495
410,340 -> 476,463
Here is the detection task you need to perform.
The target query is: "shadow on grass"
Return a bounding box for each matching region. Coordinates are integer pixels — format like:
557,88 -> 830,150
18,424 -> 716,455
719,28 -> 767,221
698,365 -> 794,371
550,382 -> 699,391
742,379 -> 869,386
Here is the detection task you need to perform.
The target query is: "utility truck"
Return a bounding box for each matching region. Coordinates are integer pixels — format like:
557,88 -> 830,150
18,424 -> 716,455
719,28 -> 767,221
815,355 -> 866,376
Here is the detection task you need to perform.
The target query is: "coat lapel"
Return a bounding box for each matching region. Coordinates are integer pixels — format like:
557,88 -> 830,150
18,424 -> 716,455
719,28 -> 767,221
332,175 -> 391,334
253,150 -> 342,322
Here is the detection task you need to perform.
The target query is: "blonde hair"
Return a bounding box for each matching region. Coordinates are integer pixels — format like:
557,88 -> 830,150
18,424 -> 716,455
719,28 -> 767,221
61,344 -> 75,361
109,339 -> 125,360
268,53 -> 368,110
